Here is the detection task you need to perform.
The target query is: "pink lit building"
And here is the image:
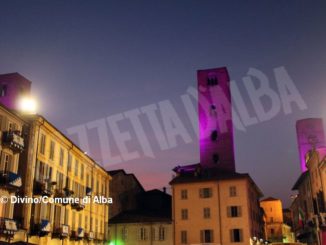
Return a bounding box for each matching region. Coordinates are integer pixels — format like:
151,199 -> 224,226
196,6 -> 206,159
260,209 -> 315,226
0,73 -> 32,110
296,118 -> 326,172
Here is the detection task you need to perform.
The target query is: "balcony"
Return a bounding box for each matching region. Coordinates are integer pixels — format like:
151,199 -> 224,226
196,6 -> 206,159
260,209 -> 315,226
52,224 -> 69,239
2,131 -> 24,153
0,171 -> 22,192
70,227 -> 84,241
31,219 -> 51,237
0,218 -> 17,238
33,180 -> 55,196
86,186 -> 92,196
71,198 -> 85,211
84,231 -> 94,241
63,187 -> 74,197
95,232 -> 104,241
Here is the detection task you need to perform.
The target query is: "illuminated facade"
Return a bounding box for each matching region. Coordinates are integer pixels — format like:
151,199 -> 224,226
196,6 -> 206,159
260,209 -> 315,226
109,189 -> 172,245
11,115 -> 111,244
0,104 -> 26,242
198,67 -> 235,171
296,118 -> 326,172
171,170 -> 264,245
260,197 -> 294,243
171,67 -> 265,245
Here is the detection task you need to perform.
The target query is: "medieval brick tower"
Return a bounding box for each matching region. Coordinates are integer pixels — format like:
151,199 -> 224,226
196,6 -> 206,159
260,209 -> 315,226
198,67 -> 235,172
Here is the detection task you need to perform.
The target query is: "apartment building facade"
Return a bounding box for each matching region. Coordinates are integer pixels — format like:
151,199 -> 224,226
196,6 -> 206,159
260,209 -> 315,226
170,168 -> 264,245
109,189 -> 172,245
260,197 -> 294,243
12,115 -> 111,244
0,104 -> 26,242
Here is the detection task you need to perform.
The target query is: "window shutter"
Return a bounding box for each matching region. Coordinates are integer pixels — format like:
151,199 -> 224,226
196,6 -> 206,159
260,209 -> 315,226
230,229 -> 234,242
199,189 -> 203,198
1,116 -> 8,131
227,207 -> 231,217
239,229 -> 243,242
0,152 -> 5,171
238,206 -> 242,217
200,230 -> 204,243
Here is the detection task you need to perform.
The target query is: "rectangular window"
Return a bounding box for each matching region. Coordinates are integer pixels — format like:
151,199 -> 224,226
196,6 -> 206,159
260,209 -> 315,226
181,209 -> 188,220
199,188 -> 212,198
67,153 -> 72,172
80,164 -> 84,180
159,226 -> 165,241
227,206 -> 242,218
203,207 -> 211,219
181,231 -> 187,244
140,227 -> 147,240
74,160 -> 78,176
230,186 -> 237,197
121,227 -> 128,241
49,140 -> 55,160
181,189 -> 188,199
40,134 -> 46,155
0,84 -> 7,97
85,216 -> 88,231
0,153 -> 12,172
86,174 -> 90,187
59,148 -> 64,166
65,209 -> 69,225
230,229 -> 243,242
200,229 -> 214,243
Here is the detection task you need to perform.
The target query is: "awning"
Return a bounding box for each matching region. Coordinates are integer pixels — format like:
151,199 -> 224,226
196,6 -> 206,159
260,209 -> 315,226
8,172 -> 22,188
40,219 -> 51,232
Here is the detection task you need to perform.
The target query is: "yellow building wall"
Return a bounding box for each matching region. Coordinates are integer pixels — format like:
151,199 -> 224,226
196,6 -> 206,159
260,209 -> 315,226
4,116 -> 111,245
109,222 -> 173,245
173,178 -> 260,245
260,199 -> 283,241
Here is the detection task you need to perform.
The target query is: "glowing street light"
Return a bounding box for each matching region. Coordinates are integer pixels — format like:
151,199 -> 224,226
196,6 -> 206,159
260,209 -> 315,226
18,96 -> 38,114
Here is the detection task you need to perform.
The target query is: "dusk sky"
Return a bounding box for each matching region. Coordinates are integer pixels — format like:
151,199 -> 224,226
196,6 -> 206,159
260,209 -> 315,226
1,0 -> 326,207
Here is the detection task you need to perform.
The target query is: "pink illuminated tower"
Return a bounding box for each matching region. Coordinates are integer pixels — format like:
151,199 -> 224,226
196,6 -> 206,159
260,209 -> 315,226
296,118 -> 326,172
0,73 -> 31,110
198,67 -> 235,172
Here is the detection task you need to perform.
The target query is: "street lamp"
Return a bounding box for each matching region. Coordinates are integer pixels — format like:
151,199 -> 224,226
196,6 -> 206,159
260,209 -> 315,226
17,96 -> 38,114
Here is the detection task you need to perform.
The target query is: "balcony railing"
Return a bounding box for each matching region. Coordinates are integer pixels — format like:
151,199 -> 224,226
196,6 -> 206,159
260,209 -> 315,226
95,232 -> 104,241
84,231 -> 94,241
52,224 -> 69,239
0,217 -> 18,238
70,227 -> 84,241
2,131 -> 24,153
0,171 -> 22,191
71,198 -> 85,211
30,219 -> 51,237
33,180 -> 56,196
86,186 -> 92,196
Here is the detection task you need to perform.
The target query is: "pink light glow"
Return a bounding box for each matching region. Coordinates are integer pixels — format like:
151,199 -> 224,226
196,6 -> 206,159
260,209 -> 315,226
198,67 -> 235,172
296,118 -> 326,172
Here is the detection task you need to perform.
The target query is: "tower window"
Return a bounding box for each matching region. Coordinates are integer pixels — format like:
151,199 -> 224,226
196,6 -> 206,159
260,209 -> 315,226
211,130 -> 218,141
212,153 -> 219,164
0,84 -> 7,97
207,77 -> 218,86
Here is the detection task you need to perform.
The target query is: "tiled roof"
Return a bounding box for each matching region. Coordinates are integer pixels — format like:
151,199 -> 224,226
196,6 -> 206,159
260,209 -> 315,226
109,209 -> 171,224
260,197 -> 279,202
292,171 -> 309,190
